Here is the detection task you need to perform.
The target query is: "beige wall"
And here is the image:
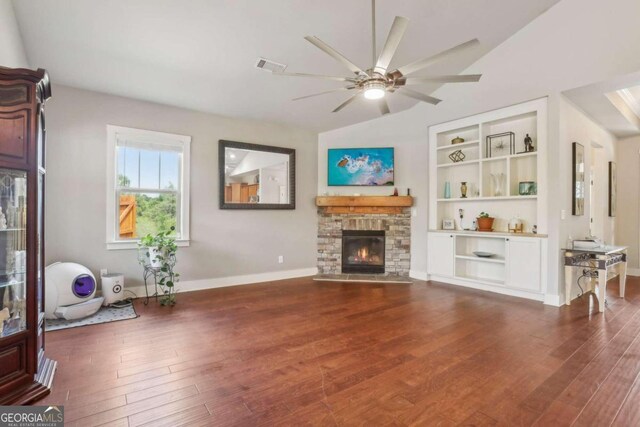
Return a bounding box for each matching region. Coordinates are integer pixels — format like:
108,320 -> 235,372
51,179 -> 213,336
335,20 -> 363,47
559,96 -> 617,246
0,0 -> 28,68
616,136 -> 640,270
45,85 -> 318,289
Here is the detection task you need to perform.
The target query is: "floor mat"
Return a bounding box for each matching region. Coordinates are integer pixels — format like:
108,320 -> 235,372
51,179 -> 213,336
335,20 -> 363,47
45,304 -> 139,331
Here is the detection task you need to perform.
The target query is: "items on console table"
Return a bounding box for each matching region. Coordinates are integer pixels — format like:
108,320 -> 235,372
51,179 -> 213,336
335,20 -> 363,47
563,245 -> 627,313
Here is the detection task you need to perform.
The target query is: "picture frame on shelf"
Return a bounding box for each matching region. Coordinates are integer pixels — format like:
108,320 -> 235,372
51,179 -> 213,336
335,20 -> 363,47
442,219 -> 455,230
609,161 -> 616,217
518,181 -> 537,196
572,142 -> 585,216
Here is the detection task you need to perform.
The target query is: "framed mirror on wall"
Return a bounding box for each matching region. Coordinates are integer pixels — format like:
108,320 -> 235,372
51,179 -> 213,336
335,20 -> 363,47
572,142 -> 585,216
219,140 -> 295,209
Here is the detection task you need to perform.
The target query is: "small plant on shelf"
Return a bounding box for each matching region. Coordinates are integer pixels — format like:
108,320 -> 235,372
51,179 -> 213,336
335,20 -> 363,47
476,212 -> 495,232
138,226 -> 180,306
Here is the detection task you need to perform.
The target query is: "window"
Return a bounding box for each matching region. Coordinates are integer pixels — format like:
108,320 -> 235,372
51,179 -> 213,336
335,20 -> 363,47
106,126 -> 190,249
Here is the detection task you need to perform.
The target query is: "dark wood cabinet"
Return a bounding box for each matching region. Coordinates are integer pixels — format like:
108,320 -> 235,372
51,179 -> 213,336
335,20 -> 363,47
0,67 -> 55,405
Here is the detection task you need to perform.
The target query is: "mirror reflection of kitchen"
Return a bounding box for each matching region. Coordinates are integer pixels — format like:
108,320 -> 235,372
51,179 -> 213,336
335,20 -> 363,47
223,148 -> 289,204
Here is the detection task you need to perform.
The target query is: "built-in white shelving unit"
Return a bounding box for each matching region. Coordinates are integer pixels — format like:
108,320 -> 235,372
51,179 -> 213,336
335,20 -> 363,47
427,98 -> 549,303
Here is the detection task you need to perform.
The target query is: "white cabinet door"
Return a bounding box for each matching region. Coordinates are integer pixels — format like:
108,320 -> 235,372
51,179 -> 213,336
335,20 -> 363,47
428,233 -> 455,278
506,237 -> 541,292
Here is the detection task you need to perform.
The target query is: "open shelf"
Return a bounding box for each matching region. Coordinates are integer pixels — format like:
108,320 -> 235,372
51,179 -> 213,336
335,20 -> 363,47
436,125 -> 479,149
436,140 -> 480,151
431,99 -> 544,235
437,195 -> 537,202
455,254 -> 505,264
437,159 -> 479,168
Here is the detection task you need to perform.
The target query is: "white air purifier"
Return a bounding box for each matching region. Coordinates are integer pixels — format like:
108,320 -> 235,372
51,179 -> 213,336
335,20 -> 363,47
101,273 -> 124,306
45,262 -> 104,320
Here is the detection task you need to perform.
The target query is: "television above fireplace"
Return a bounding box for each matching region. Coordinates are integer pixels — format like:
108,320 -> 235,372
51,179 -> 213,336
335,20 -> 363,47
328,147 -> 394,186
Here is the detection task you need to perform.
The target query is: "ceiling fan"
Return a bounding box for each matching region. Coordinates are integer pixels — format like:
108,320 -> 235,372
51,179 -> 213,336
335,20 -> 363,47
271,0 -> 482,115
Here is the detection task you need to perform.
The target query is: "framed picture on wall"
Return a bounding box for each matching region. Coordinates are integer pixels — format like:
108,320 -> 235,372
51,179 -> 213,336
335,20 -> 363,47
327,147 -> 394,186
572,142 -> 585,216
609,161 -> 617,217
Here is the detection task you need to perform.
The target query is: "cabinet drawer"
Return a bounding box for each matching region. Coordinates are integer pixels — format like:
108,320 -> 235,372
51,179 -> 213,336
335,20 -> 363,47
0,84 -> 30,107
0,110 -> 29,161
0,342 -> 26,384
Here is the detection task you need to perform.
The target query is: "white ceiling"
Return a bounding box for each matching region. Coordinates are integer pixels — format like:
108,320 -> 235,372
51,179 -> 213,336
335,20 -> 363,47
13,0 -> 559,132
563,71 -> 640,138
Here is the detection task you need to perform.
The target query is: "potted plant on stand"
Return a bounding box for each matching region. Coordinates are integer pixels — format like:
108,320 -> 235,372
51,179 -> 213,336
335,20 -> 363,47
138,226 -> 180,306
477,212 -> 495,232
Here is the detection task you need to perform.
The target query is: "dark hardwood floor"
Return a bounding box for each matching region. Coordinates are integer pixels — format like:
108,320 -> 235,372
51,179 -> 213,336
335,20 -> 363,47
37,276 -> 640,426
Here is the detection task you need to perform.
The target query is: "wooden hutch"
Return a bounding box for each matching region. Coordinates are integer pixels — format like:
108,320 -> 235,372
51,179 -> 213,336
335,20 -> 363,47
0,67 -> 56,404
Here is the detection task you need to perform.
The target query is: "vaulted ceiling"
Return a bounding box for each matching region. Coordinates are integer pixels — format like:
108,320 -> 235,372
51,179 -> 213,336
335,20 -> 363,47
13,0 -> 560,131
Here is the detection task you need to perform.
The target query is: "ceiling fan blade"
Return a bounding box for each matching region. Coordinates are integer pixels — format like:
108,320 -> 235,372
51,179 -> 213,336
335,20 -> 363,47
292,86 -> 355,101
378,98 -> 390,115
397,88 -> 442,105
333,93 -> 360,112
273,71 -> 356,82
304,36 -> 367,76
400,74 -> 482,85
392,39 -> 480,77
374,16 -> 409,74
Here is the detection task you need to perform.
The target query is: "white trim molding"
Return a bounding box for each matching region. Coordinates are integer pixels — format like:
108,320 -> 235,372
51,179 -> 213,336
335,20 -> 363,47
543,294 -> 562,307
124,267 -> 318,298
409,270 -> 428,281
628,268 -> 640,277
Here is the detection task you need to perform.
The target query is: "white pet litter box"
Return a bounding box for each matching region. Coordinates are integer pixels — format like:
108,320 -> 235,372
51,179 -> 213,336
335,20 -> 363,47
45,262 -> 104,320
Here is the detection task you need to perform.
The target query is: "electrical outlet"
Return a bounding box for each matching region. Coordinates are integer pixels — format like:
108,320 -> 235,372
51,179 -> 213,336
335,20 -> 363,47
278,255 -> 284,264
100,268 -> 108,277
561,209 -> 566,220
411,207 -> 417,217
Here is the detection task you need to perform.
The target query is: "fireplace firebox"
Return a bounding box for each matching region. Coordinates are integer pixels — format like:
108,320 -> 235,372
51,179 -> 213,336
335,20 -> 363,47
341,230 -> 385,274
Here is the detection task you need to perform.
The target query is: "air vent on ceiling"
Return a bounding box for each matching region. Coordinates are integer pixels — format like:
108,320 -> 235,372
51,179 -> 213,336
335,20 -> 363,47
255,57 -> 287,73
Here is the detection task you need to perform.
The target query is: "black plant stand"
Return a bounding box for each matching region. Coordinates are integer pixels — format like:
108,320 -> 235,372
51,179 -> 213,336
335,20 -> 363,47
139,250 -> 176,305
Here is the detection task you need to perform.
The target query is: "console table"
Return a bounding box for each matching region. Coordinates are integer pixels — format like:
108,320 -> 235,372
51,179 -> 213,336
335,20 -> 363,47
564,246 -> 627,312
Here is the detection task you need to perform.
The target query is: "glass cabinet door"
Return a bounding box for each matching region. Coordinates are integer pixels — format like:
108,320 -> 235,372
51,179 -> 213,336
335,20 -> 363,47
0,169 -> 27,338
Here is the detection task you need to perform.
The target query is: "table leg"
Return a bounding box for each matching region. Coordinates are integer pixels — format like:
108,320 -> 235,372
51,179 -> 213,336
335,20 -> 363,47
565,265 -> 573,305
620,261 -> 627,298
597,269 -> 607,313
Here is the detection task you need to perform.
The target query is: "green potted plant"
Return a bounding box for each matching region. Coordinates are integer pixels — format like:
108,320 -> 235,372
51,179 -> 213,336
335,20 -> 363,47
477,212 -> 495,232
138,226 -> 180,306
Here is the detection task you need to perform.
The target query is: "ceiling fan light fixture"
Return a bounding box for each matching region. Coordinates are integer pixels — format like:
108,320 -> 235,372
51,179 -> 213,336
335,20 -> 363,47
363,81 -> 386,100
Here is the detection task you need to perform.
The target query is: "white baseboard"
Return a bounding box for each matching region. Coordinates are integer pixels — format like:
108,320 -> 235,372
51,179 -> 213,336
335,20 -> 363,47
628,268 -> 640,277
409,270 -> 428,281
126,267 -> 318,299
543,294 -> 562,307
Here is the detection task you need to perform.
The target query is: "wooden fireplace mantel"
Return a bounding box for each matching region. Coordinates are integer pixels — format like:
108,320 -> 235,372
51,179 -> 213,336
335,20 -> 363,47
316,196 -> 413,214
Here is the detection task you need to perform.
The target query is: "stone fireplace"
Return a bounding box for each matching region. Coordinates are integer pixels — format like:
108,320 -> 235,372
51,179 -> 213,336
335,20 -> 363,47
316,196 -> 412,276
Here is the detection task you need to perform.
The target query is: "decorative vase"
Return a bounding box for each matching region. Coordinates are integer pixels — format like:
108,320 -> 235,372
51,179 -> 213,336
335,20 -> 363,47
477,217 -> 495,232
444,182 -> 451,199
460,182 -> 467,198
490,173 -> 505,197
147,246 -> 163,268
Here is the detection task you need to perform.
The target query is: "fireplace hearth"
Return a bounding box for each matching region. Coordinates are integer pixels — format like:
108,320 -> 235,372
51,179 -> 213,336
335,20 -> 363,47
342,230 -> 385,274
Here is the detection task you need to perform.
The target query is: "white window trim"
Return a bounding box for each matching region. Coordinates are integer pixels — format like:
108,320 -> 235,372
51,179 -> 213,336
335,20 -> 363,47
106,125 -> 191,250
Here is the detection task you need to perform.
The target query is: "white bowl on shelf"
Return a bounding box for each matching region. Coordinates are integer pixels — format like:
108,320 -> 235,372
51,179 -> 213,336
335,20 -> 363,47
472,251 -> 495,258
